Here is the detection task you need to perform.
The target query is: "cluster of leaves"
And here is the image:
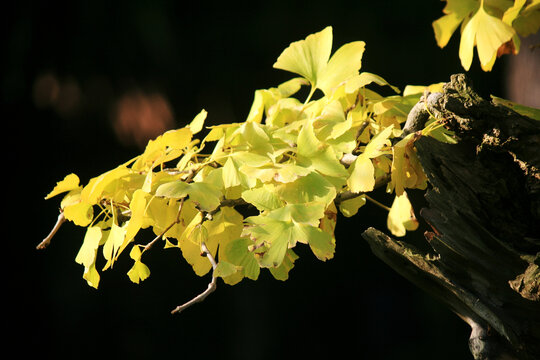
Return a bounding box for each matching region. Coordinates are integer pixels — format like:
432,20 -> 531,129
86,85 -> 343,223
43,27 -> 451,291
433,0 -> 540,71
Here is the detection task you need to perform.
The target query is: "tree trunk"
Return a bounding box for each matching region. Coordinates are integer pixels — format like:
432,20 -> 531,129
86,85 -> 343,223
362,74 -> 540,360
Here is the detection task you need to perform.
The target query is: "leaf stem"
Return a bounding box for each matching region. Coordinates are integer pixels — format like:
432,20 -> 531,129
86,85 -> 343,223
364,194 -> 391,211
304,85 -> 316,105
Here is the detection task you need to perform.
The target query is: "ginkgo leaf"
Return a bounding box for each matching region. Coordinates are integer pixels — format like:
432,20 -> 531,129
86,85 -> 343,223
345,72 -> 400,94
213,261 -> 239,278
317,41 -> 365,95
122,189 -> 149,249
220,237 -> 260,284
187,182 -> 222,212
432,0 -> 478,48
102,222 -> 127,270
459,4 -> 515,71
338,195 -> 366,217
155,180 -> 189,198
63,201 -> 93,227
363,124 -> 393,158
273,26 -> 333,86
81,166 -> 131,204
276,171 -> 337,207
313,100 -> 352,140
75,226 -> 102,268
188,109 -> 207,134
512,1 -> 540,36
269,249 -> 299,280
387,192 -> 419,237
127,246 -> 150,284
347,154 -> 375,193
302,224 -> 335,261
45,173 -> 81,199
241,184 -> 284,212
83,263 -> 100,289
127,260 -> 151,284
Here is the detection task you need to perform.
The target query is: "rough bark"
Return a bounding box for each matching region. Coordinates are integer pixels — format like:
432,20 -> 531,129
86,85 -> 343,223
362,74 -> 540,360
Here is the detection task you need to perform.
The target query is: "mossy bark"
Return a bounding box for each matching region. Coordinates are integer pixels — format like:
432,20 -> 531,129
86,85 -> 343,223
363,74 -> 540,360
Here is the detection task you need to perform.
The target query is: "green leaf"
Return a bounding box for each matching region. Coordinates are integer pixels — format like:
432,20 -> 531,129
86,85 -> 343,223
241,184 -> 285,212
297,120 -> 323,158
221,237 -> 260,283
338,195 -> 366,217
313,100 -> 352,140
273,26 -> 333,86
303,225 -> 335,261
276,171 -> 337,207
269,249 -> 298,281
214,261 -> 239,278
187,182 -> 222,212
155,180 -> 189,198
267,202 -> 326,227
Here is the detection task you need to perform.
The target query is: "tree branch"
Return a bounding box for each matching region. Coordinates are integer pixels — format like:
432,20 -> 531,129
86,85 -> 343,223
362,74 -> 540,360
171,242 -> 218,314
37,212 -> 66,250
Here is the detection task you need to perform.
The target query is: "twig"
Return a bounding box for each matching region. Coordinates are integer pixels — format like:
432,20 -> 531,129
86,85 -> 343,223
171,242 -> 217,314
37,212 -> 66,250
144,198 -> 185,252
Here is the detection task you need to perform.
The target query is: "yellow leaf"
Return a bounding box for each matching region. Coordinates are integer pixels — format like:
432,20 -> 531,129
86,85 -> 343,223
75,226 -> 102,268
338,195 -> 366,217
246,90 -> 265,123
82,263 -> 100,289
387,192 -> 418,237
80,166 -> 130,204
188,109 -> 207,134
402,82 -> 445,97
127,246 -> 150,284
63,201 -> 93,227
432,0 -> 478,48
127,261 -> 151,284
363,125 -> 393,159
273,26 -> 333,86
102,222 -> 127,270
121,189 -> 148,253
45,173 -> 81,199
317,41 -> 365,95
459,4 -> 515,71
347,154 -> 375,193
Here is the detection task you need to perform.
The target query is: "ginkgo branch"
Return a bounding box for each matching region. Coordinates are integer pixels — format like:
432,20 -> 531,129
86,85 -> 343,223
171,242 -> 217,314
37,212 -> 66,250
144,198 -> 185,252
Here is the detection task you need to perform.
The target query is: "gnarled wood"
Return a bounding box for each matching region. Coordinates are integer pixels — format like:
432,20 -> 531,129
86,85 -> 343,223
363,74 -> 540,360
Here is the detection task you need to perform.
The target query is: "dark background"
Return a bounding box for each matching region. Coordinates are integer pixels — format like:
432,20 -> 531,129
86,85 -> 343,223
5,0 -> 524,359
